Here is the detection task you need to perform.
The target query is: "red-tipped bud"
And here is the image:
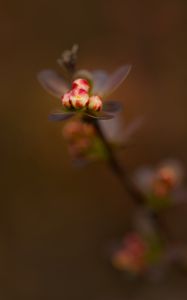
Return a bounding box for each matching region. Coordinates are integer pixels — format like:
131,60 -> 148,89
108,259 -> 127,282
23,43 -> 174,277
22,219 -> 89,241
88,95 -> 102,112
72,78 -> 90,92
61,91 -> 72,108
70,88 -> 89,109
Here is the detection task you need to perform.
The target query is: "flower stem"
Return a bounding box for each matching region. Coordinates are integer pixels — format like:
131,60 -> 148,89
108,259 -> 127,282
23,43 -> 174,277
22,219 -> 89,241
93,119 -> 145,206
92,118 -> 171,240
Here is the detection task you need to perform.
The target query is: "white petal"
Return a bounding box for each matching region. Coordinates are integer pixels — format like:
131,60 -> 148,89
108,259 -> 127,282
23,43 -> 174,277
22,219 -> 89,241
37,69 -> 69,98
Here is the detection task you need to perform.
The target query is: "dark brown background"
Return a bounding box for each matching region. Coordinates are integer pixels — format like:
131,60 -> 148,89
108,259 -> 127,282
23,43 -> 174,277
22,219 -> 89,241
1,0 -> 187,299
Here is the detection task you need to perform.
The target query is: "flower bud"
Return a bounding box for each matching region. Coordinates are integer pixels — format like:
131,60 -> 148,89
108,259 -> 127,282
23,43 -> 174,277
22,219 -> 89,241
61,91 -> 72,108
68,138 -> 91,158
72,78 -> 90,92
112,233 -> 147,273
157,166 -> 181,188
88,95 -> 102,112
62,120 -> 83,140
70,88 -> 89,109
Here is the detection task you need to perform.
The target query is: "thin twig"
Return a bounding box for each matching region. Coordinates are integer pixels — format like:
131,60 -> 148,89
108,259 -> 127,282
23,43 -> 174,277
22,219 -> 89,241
91,118 -> 171,240
93,119 -> 145,205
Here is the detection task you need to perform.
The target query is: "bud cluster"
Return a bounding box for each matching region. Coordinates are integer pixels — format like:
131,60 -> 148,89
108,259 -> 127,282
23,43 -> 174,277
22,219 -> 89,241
62,78 -> 103,112
62,120 -> 96,161
112,233 -> 148,274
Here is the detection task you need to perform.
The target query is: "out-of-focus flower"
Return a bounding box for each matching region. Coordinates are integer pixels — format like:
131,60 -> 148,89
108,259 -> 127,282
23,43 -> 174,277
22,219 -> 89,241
155,161 -> 183,190
111,232 -> 163,276
62,119 -> 108,164
37,45 -> 131,121
134,159 -> 186,210
112,233 -> 147,274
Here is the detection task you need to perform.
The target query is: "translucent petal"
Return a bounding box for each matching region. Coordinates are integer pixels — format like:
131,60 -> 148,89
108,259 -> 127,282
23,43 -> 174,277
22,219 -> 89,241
91,70 -> 109,94
37,69 -> 69,98
100,65 -> 132,97
99,111 -> 143,144
98,111 -> 125,143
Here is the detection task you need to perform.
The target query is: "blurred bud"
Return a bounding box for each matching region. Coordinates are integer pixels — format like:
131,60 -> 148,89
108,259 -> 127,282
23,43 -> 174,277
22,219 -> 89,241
61,91 -> 72,108
88,95 -> 102,112
151,161 -> 184,198
112,250 -> 139,272
134,159 -> 185,209
62,120 -> 95,160
62,119 -> 107,164
156,160 -> 184,189
63,120 -> 96,140
112,233 -> 147,274
62,120 -> 83,140
68,138 -> 91,158
72,78 -> 91,92
123,233 -> 147,256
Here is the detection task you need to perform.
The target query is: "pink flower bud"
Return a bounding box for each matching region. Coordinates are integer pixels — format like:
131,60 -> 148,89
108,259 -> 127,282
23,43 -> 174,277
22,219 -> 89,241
72,78 -> 90,92
156,160 -> 184,188
62,120 -> 83,140
125,234 -> 147,256
61,91 -> 72,108
70,88 -> 89,109
88,95 -> 102,112
157,167 -> 180,188
112,233 -> 147,273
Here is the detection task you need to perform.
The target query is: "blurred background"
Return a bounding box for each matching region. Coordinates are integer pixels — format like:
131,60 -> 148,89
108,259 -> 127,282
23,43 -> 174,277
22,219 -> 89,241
1,0 -> 187,299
